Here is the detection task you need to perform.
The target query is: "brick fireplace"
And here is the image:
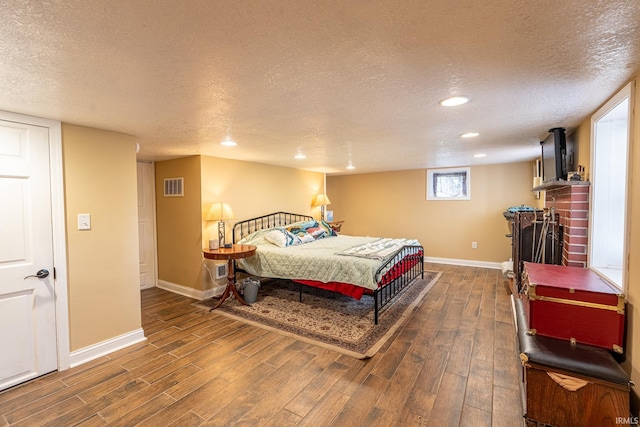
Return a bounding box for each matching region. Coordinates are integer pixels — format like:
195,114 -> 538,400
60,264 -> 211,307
543,182 -> 590,267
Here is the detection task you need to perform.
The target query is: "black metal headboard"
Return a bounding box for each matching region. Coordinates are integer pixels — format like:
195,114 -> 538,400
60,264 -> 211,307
233,212 -> 314,243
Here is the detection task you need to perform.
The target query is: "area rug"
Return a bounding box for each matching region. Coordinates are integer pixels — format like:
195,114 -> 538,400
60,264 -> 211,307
195,271 -> 441,359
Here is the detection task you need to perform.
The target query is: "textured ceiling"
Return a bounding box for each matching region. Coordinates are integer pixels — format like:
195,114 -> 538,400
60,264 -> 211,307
1,0 -> 639,174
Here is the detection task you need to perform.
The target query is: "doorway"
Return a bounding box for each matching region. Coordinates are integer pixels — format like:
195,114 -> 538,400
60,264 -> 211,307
137,161 -> 157,289
0,112 -> 69,391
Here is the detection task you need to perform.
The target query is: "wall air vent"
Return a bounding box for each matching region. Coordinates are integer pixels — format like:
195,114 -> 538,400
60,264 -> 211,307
163,177 -> 184,197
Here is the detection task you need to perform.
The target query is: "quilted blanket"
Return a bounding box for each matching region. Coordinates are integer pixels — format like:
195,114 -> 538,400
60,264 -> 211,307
336,238 -> 420,260
236,234 -> 419,290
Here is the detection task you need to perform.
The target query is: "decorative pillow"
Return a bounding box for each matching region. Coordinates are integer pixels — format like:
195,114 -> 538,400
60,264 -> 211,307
297,233 -> 315,244
300,220 -> 318,228
306,227 -> 326,239
285,220 -> 318,237
264,229 -> 299,247
319,220 -> 337,236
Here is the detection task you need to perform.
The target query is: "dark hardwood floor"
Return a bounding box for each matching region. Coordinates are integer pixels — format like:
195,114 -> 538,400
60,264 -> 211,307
0,263 -> 524,426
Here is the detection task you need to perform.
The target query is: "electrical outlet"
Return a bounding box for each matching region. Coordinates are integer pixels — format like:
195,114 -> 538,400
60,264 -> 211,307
215,263 -> 228,279
472,241 -> 478,249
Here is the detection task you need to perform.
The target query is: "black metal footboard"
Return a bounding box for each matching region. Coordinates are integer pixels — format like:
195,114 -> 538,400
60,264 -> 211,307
372,245 -> 424,324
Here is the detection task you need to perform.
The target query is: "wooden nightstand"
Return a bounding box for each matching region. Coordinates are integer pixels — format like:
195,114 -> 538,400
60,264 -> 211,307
327,221 -> 344,233
203,244 -> 256,310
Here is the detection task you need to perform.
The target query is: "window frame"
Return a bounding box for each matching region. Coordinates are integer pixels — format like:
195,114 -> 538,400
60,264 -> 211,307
589,81 -> 634,292
426,167 -> 471,201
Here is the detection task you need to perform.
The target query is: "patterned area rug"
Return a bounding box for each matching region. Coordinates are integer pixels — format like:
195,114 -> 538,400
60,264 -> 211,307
195,271 -> 441,358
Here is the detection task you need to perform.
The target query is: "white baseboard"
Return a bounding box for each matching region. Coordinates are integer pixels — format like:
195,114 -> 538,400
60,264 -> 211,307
425,256 -> 502,270
69,328 -> 147,368
209,284 -> 226,298
157,279 -> 224,300
160,259 -> 501,302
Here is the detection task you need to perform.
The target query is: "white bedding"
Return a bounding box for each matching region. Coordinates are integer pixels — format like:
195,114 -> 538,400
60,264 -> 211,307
236,234 -> 413,290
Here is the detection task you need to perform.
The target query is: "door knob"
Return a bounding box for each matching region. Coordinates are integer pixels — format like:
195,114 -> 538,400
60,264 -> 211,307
24,269 -> 50,280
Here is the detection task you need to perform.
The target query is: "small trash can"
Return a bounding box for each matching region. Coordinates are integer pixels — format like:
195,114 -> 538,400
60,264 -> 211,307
241,278 -> 260,304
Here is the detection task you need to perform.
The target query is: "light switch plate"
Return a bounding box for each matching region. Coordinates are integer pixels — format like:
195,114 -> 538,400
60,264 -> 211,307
78,213 -> 91,230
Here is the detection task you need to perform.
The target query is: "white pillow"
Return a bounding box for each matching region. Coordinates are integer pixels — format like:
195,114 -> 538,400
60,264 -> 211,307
264,229 -> 298,247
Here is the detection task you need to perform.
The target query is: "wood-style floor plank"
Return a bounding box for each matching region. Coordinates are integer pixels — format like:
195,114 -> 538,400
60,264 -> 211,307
0,263 -> 524,426
428,372 -> 468,427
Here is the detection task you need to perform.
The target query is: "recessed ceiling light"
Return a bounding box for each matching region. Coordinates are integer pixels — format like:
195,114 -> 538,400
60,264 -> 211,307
474,153 -> 487,158
294,153 -> 306,159
439,96 -> 469,107
461,132 -> 479,138
346,163 -> 355,170
220,136 -> 237,147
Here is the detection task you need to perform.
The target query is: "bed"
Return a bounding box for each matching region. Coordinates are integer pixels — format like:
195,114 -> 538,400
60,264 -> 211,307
233,212 -> 424,324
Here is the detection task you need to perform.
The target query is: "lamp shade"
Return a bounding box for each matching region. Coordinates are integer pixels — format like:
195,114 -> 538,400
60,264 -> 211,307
311,194 -> 331,207
206,202 -> 235,221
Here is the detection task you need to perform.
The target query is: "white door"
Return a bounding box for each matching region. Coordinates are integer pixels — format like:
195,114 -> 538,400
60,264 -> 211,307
137,162 -> 157,289
0,120 -> 58,391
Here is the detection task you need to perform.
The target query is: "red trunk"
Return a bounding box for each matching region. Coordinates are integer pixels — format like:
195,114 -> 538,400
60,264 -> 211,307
522,262 -> 625,353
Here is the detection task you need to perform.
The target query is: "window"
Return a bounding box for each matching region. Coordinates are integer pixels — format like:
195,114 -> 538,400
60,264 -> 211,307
589,81 -> 633,291
427,167 -> 471,200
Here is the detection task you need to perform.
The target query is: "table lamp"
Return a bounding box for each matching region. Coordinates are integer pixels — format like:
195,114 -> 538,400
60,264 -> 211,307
311,193 -> 331,221
206,202 -> 235,248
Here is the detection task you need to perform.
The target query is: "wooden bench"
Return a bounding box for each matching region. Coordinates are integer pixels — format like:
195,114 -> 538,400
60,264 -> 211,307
513,297 -> 631,426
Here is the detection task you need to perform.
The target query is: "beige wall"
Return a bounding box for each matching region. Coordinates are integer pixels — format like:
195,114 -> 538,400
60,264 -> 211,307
571,121 -> 591,180
62,124 -> 141,351
327,162 -> 537,263
200,156 -> 324,223
155,156 -> 203,290
155,155 -> 324,292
